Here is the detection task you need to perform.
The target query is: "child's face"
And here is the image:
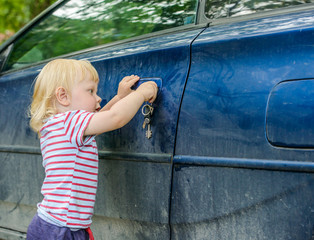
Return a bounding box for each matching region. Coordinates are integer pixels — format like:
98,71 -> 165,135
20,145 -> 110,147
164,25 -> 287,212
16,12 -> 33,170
69,72 -> 102,113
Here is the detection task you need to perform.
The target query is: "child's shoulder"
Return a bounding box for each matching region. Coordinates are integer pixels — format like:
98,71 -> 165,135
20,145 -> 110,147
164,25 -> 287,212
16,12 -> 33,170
40,110 -> 93,136
42,110 -> 94,130
52,110 -> 90,120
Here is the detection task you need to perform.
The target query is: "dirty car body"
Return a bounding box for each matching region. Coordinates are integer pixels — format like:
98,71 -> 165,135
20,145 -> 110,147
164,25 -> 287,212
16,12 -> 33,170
0,0 -> 313,239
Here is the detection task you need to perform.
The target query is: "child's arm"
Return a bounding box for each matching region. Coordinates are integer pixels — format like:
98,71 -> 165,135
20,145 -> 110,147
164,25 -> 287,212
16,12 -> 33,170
100,75 -> 140,111
84,81 -> 157,136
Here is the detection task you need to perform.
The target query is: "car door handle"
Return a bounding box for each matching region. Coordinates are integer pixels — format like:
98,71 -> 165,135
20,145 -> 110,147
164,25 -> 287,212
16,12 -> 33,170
131,77 -> 162,94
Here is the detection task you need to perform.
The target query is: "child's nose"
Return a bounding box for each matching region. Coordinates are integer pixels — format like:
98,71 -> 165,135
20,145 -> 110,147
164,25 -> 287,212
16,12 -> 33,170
96,95 -> 102,103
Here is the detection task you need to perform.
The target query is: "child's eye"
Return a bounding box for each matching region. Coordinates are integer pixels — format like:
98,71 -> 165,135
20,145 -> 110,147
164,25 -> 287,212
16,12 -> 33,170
89,89 -> 93,94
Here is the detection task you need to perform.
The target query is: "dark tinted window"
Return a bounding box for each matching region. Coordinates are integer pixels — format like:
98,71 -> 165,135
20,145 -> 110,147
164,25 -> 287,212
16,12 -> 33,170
205,0 -> 314,19
4,0 -> 197,71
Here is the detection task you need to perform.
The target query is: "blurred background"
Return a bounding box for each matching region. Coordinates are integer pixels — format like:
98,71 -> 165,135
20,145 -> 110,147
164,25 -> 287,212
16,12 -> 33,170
0,0 -> 57,45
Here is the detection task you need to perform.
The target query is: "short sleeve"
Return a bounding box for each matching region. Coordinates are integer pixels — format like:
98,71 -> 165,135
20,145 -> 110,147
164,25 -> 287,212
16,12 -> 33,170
64,110 -> 95,147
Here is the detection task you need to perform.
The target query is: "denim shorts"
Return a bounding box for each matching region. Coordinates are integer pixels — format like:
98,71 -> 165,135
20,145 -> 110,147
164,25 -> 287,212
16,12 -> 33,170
26,214 -> 90,240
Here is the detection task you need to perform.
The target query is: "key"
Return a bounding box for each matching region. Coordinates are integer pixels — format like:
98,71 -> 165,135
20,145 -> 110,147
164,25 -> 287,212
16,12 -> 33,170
142,117 -> 150,129
141,103 -> 154,139
146,123 -> 152,139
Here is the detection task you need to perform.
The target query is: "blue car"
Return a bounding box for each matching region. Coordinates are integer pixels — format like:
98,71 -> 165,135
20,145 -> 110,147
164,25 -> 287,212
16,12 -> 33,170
0,0 -> 313,239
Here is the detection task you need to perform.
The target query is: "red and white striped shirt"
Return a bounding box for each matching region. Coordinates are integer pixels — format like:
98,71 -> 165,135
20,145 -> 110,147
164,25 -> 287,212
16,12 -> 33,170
37,110 -> 98,229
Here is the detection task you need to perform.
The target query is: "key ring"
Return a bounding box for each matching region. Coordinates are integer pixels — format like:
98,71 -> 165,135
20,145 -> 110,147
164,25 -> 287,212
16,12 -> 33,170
141,104 -> 153,116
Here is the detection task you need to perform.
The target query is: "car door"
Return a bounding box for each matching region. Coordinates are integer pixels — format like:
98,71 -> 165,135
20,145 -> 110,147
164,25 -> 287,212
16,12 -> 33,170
173,1 -> 314,239
0,0 -> 203,239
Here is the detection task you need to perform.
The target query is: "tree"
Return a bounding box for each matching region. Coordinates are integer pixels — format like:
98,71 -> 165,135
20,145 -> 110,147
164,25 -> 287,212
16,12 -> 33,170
0,0 -> 57,45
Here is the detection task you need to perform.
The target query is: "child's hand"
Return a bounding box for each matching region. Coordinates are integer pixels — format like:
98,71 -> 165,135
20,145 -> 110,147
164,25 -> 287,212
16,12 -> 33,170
117,75 -> 139,99
136,81 -> 158,103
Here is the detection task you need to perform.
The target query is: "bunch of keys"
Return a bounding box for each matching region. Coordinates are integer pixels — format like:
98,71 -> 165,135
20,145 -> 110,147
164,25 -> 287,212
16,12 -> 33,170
142,103 -> 154,139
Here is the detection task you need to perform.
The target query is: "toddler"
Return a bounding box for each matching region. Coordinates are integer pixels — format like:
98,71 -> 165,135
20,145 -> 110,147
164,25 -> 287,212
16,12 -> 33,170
26,59 -> 157,240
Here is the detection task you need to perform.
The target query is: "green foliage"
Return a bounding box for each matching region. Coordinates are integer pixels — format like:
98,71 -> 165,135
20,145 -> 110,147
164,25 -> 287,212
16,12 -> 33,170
0,0 -> 30,32
0,0 -> 57,44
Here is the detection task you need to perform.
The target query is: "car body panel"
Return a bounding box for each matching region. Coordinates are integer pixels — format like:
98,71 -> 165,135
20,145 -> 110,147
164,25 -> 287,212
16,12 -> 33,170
0,28 -> 204,239
173,9 -> 314,239
176,9 -> 314,159
1,1 -> 314,240
170,165 -> 313,239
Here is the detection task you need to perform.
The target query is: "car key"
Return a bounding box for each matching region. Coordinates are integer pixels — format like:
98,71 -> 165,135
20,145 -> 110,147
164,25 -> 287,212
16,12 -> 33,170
143,117 -> 150,129
146,122 -> 152,139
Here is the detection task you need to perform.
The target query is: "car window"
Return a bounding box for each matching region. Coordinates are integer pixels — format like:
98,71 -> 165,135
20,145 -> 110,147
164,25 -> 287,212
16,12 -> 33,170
205,0 -> 314,19
3,0 -> 197,71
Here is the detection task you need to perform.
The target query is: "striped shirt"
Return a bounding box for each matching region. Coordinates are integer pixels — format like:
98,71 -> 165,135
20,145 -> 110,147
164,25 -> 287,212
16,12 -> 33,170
37,110 -> 98,229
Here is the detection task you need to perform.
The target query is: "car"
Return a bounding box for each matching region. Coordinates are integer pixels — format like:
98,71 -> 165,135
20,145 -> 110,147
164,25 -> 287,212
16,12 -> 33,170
0,0 -> 313,239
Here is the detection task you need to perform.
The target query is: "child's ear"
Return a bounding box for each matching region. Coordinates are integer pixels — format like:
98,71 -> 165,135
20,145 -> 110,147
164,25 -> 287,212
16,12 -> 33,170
55,87 -> 70,106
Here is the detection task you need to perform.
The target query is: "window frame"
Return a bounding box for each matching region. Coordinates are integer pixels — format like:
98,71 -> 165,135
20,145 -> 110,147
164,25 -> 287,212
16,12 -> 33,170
2,0 -> 314,75
197,0 -> 314,26
0,0 -> 202,75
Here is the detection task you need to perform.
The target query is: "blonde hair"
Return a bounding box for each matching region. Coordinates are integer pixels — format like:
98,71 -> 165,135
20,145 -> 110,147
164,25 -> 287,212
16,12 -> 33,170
29,59 -> 99,133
